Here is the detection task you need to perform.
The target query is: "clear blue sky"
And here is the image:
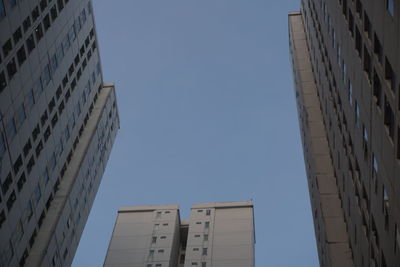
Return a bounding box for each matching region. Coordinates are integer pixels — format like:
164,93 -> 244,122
72,1 -> 319,266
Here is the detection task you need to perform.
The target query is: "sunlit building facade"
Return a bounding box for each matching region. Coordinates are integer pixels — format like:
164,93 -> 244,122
104,202 -> 255,267
0,0 -> 119,266
289,0 -> 400,266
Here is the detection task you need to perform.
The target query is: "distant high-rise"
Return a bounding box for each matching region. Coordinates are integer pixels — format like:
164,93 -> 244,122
289,0 -> 400,266
0,0 -> 119,266
104,202 -> 255,267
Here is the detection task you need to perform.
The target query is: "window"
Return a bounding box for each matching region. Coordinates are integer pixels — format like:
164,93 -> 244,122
32,6 -> 40,22
363,11 -> 371,39
162,223 -> 168,226
160,236 -> 166,239
151,236 -> 157,244
149,250 -> 154,258
13,28 -> 22,44
23,16 -> 31,32
384,96 -> 394,139
154,224 -> 159,230
35,23 -> 44,42
50,5 -> 58,21
0,0 -> 5,19
387,0 -> 395,16
385,57 -> 396,91
26,34 -> 36,53
206,210 -> 211,216
6,58 -> 17,80
2,39 -> 12,57
202,248 -> 207,255
158,249 -> 164,253
193,248 -> 199,251
57,0 -> 64,12
201,262 -> 206,267
204,234 -> 208,241
155,264 -> 162,267
363,46 -> 371,81
40,0 -> 48,11
17,46 -> 27,66
0,71 -> 7,92
204,222 -> 210,229
43,14 -> 51,31
197,209 -> 203,213
7,191 -> 16,211
373,70 -> 382,107
192,263 -> 198,266
397,127 -> 400,159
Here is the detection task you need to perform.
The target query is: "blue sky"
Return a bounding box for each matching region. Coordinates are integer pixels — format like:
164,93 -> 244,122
72,1 -> 319,266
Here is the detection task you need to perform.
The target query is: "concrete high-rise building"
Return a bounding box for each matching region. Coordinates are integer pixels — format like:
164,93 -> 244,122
0,0 -> 119,266
289,0 -> 400,266
104,201 -> 255,267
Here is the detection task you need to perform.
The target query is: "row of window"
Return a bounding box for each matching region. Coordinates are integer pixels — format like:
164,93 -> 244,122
0,30 -> 98,224
306,0 -> 399,265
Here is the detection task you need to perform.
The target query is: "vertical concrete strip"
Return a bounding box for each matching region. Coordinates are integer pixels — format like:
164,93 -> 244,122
289,12 -> 355,267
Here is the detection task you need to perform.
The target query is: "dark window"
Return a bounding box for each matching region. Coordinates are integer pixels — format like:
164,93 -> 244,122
374,34 -> 383,63
50,5 -> 58,21
62,74 -> 68,88
355,26 -> 362,56
6,191 -> 16,211
80,45 -> 85,56
27,156 -> 35,174
0,0 -> 5,19
58,100 -> 65,114
363,46 -> 371,82
35,141 -> 43,157
44,126 -> 51,142
397,127 -> 400,160
40,0 -> 47,12
9,0 -> 16,8
0,71 -> 7,93
356,0 -> 362,16
6,58 -> 17,80
32,124 -> 40,141
342,0 -> 347,17
26,34 -> 36,53
57,0 -> 64,12
0,210 -> 6,228
48,97 -> 55,113
2,39 -> 12,57
68,63 -> 74,76
74,54 -> 80,66
56,86 -> 62,99
51,114 -> 58,127
385,57 -> 395,91
363,12 -> 371,39
41,110 -> 48,126
384,96 -> 394,139
1,173 -> 12,194
31,6 -> 40,22
13,155 -> 23,174
17,45 -> 27,66
23,16 -> 31,32
23,139 -> 32,157
387,0 -> 395,16
13,27 -> 22,44
35,23 -> 44,42
43,14 -> 51,31
348,10 -> 354,36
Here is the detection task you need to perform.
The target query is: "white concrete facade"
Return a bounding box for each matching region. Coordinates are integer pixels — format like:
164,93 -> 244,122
104,202 -> 255,267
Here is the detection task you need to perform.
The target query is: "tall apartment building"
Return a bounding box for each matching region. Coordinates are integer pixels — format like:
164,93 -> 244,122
0,0 -> 119,266
104,202 -> 255,267
289,0 -> 400,266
